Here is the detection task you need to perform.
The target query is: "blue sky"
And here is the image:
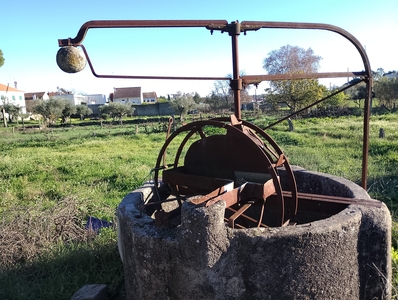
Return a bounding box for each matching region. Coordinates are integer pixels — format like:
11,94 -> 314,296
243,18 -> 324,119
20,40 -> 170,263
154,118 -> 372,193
0,0 -> 396,97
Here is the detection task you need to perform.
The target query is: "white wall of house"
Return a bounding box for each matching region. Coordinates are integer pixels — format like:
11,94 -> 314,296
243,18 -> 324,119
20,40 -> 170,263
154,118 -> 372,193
30,92 -> 49,100
85,94 -> 107,105
52,93 -> 86,105
143,96 -> 157,103
0,90 -> 26,114
114,96 -> 142,105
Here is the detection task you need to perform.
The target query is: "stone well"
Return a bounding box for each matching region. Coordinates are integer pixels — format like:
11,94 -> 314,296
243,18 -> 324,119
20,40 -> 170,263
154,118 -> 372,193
117,168 -> 391,300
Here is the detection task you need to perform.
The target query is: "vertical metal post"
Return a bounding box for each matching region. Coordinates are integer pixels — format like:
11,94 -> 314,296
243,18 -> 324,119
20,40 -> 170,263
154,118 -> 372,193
362,78 -> 372,189
230,21 -> 242,119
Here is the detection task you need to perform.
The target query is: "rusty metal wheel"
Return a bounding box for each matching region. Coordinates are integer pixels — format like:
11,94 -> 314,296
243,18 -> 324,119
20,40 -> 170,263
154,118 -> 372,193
151,116 -> 298,227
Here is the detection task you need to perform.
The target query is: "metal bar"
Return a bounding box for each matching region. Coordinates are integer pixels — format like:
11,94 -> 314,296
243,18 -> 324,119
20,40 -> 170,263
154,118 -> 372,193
271,191 -> 383,209
230,21 -> 242,119
226,206 -> 269,228
80,44 -> 229,81
242,71 -> 367,85
228,202 -> 254,228
362,78 -> 372,189
263,79 -> 365,130
58,19 -> 229,46
240,21 -> 371,74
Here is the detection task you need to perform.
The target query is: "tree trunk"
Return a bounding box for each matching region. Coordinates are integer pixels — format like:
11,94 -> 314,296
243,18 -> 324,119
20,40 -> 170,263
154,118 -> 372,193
2,108 -> 7,127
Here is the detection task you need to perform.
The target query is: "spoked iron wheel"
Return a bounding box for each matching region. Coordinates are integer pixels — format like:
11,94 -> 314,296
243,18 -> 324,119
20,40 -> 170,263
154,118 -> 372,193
151,116 -> 298,228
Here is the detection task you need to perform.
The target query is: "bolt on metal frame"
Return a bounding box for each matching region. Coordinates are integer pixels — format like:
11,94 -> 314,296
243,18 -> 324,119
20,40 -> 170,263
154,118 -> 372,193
58,19 -> 372,189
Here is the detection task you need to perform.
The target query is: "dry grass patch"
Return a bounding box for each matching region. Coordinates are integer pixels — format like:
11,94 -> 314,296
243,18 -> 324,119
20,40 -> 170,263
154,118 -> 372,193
0,197 -> 95,270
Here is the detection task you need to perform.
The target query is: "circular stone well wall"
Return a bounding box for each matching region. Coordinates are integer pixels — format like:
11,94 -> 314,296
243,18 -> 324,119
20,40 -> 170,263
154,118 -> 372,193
117,168 -> 391,300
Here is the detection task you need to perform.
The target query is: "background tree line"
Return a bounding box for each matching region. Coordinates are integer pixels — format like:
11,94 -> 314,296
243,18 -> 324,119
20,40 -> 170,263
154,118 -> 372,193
169,44 -> 396,120
22,99 -> 136,127
2,45 -> 398,127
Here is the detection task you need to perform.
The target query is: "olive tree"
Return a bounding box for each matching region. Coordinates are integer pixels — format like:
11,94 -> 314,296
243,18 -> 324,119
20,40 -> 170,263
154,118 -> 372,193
374,76 -> 398,109
33,98 -> 66,126
3,104 -> 21,122
61,100 -> 76,124
99,102 -> 135,124
169,93 -> 197,122
76,105 -> 93,120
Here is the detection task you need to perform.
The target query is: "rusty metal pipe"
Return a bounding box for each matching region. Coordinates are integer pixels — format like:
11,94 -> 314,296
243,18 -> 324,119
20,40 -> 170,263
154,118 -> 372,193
230,21 -> 242,119
80,44 -> 229,81
263,79 -> 365,130
242,71 -> 367,85
58,19 -> 229,46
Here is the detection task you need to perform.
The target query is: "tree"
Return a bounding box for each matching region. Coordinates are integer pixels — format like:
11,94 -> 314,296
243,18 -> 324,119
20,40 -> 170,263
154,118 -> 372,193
374,76 -> 398,109
210,71 -> 250,112
263,45 -> 322,112
3,104 -> 21,122
76,105 -> 93,120
0,49 -> 4,68
193,92 -> 201,104
206,91 -> 225,112
157,96 -> 168,103
372,68 -> 385,81
33,98 -> 66,126
169,93 -> 197,122
317,86 -> 348,109
264,78 -> 325,112
344,79 -> 367,107
99,102 -> 134,124
60,100 -> 76,124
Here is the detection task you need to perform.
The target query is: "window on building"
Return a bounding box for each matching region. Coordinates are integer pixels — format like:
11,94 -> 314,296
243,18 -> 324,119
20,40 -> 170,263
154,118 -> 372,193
19,96 -> 22,100
12,96 -> 16,100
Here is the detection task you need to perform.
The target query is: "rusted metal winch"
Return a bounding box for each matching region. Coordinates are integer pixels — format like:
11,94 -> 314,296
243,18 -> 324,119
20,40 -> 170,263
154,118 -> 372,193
148,115 -> 298,228
57,19 -> 376,228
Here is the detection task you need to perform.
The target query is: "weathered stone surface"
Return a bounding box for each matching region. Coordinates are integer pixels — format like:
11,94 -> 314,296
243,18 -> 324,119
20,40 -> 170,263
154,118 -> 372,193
117,170 -> 391,300
56,46 -> 86,73
70,284 -> 108,300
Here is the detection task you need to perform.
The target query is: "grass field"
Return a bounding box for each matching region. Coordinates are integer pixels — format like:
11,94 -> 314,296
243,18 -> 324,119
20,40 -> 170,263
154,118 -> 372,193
0,112 -> 397,299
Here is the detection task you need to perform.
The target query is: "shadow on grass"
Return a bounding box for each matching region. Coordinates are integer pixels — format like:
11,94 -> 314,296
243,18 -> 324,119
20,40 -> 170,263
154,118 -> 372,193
0,231 -> 125,300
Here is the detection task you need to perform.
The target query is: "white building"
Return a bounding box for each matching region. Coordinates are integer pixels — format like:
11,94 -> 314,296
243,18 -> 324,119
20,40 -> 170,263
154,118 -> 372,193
143,92 -> 158,103
51,92 -> 86,105
85,94 -> 107,105
0,83 -> 26,114
384,71 -> 398,80
113,87 -> 142,104
24,91 -> 50,101
47,89 -> 107,105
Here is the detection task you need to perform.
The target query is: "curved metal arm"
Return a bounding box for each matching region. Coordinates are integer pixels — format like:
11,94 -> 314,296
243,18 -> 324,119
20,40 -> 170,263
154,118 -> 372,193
58,19 -> 228,46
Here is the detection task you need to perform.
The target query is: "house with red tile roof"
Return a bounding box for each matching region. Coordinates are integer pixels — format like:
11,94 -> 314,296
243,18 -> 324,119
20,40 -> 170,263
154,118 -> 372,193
143,92 -> 158,104
24,91 -> 50,101
112,87 -> 159,105
113,87 -> 142,104
0,83 -> 26,113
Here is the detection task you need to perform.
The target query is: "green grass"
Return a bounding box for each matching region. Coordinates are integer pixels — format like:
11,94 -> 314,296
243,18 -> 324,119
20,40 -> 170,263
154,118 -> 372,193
0,121 -> 177,300
1,113 -> 398,299
251,113 -> 398,209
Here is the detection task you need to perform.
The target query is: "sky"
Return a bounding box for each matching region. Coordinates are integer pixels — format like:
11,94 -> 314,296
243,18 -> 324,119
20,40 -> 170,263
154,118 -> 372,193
0,0 -> 397,98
